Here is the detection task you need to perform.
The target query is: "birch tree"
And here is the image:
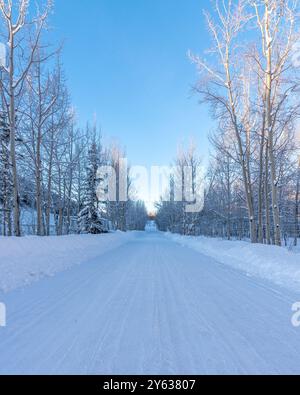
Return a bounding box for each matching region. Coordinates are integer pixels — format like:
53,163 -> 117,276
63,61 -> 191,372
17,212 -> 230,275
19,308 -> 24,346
190,0 -> 258,243
0,0 -> 52,236
251,0 -> 299,245
191,0 -> 299,245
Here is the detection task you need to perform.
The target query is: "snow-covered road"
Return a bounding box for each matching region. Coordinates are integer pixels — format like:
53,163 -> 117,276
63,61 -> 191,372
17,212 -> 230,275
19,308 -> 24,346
1,231 -> 300,374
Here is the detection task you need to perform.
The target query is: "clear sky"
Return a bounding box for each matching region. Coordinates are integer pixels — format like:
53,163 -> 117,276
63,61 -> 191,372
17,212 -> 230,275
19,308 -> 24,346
50,0 -> 215,208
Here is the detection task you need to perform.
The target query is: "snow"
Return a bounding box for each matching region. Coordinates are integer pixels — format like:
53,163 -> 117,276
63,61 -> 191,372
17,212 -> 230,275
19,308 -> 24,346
19,207 -> 59,236
167,234 -> 300,293
0,230 -> 300,374
145,220 -> 158,232
0,232 -> 136,293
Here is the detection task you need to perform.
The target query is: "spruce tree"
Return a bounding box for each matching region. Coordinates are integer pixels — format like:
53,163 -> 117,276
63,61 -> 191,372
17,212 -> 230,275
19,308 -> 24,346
78,141 -> 105,234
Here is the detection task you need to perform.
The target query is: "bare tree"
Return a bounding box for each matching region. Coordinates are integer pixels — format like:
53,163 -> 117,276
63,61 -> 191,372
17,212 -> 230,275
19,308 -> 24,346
191,0 -> 299,245
190,0 -> 259,242
251,0 -> 299,245
0,0 -> 52,236
21,51 -> 60,235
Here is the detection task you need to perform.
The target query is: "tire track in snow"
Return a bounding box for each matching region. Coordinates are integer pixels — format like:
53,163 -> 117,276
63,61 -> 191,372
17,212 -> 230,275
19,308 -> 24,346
1,232 -> 300,374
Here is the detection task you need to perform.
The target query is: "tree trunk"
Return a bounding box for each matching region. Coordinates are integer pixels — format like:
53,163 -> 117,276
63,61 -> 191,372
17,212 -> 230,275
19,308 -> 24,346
36,62 -> 44,237
258,96 -> 267,244
264,145 -> 271,245
265,0 -> 281,246
294,162 -> 300,246
36,130 -> 43,236
45,136 -> 54,236
226,157 -> 231,241
9,34 -> 21,237
224,57 -> 257,243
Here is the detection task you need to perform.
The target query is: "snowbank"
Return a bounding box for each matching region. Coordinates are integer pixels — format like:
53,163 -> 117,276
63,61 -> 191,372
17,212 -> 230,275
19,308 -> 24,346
167,234 -> 300,293
0,232 -> 135,293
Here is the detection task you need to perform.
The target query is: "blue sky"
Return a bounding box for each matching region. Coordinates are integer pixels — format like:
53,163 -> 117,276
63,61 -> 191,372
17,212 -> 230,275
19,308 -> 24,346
51,0 -> 215,166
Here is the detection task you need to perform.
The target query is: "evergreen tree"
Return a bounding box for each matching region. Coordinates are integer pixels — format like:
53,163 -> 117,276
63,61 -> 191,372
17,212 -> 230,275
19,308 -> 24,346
77,141 -> 106,234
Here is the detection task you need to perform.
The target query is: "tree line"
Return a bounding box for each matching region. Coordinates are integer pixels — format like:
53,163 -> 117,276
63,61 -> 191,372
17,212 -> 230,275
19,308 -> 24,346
0,0 -> 148,237
156,0 -> 300,247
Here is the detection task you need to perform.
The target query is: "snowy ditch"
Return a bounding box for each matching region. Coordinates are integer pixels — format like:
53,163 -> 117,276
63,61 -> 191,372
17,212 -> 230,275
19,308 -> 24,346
0,232 -> 136,293
167,233 -> 300,294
